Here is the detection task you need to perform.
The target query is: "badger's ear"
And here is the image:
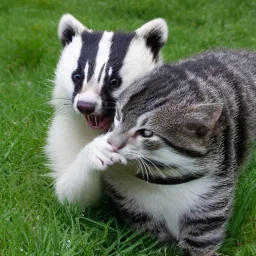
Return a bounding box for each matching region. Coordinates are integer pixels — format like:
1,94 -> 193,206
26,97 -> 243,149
58,14 -> 90,46
136,18 -> 168,60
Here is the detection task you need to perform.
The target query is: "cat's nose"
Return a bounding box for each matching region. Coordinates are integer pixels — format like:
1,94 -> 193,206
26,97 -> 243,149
108,135 -> 126,151
111,144 -> 126,152
77,101 -> 95,115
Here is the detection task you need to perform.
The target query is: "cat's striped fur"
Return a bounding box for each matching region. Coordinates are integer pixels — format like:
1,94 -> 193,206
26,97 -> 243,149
107,50 -> 256,256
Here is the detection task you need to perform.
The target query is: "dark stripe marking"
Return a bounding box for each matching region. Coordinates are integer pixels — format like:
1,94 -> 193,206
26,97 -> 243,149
74,31 -> 103,94
106,32 -> 135,78
99,32 -> 135,115
184,236 -> 222,249
144,29 -> 164,62
136,172 -> 204,185
103,32 -> 136,90
187,215 -> 228,227
162,137 -> 205,158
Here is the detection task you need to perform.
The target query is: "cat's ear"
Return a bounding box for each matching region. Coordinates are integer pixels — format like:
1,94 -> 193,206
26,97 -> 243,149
58,14 -> 90,46
185,103 -> 223,137
136,18 -> 168,59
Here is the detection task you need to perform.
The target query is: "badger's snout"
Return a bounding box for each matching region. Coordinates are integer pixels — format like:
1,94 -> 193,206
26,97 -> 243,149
75,90 -> 99,115
77,101 -> 95,115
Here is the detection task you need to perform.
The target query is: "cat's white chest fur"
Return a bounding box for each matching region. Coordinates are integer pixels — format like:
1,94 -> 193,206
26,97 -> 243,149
105,169 -> 213,239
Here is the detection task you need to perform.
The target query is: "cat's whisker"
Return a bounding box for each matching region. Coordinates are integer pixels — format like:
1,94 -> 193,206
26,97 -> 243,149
128,151 -> 147,180
138,158 -> 146,181
138,156 -> 150,182
128,148 -> 162,180
141,156 -> 167,179
144,160 -> 155,180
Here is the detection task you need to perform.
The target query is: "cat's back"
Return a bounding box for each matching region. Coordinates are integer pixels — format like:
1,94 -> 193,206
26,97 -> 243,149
178,49 -> 256,76
176,50 -> 256,139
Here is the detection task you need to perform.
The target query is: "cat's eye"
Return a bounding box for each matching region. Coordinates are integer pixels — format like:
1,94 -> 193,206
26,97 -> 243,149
138,129 -> 153,138
109,78 -> 120,88
72,71 -> 82,83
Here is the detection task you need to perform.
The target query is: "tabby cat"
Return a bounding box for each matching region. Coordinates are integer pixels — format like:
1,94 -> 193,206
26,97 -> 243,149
104,50 -> 256,256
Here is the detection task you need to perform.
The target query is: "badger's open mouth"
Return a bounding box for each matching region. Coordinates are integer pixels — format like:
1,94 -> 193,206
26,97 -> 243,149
85,115 -> 112,131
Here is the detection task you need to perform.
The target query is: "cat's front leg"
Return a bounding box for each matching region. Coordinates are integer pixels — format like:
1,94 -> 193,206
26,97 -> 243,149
55,134 -> 126,208
179,216 -> 228,256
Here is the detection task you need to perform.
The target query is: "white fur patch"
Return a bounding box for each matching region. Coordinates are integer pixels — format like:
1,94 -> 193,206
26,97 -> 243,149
136,18 -> 168,44
54,36 -> 83,100
46,114 -> 127,207
58,14 -> 89,42
105,168 -> 214,239
113,38 -> 157,98
145,147 -> 204,174
94,31 -> 113,87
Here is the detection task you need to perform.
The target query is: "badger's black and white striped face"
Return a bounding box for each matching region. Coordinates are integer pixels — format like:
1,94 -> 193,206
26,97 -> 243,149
54,14 -> 168,131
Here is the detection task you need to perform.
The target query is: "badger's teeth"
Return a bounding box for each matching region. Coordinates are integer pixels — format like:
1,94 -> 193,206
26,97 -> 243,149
95,116 -> 98,126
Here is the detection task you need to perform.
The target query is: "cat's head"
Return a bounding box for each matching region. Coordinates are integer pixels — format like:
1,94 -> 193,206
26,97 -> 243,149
108,67 -> 224,178
53,14 -> 168,131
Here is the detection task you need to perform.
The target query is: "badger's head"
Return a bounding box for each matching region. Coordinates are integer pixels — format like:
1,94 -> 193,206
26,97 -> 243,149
54,14 -> 168,131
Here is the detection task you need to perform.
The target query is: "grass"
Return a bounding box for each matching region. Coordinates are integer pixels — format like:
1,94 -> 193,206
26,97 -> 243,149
0,0 -> 255,255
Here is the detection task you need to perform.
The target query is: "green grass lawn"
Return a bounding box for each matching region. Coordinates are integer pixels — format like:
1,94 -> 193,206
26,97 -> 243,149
0,0 -> 256,255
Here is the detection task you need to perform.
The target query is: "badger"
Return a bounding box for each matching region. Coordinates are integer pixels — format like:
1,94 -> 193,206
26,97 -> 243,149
45,14 -> 168,208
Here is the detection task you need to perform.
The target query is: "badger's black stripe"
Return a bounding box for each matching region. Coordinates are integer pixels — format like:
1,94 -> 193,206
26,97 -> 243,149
99,32 -> 135,116
74,31 -> 103,94
104,32 -> 135,88
136,172 -> 204,185
106,32 -> 135,75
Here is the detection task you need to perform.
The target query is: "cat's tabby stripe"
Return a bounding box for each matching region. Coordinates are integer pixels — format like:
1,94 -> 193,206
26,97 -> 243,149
107,49 -> 256,256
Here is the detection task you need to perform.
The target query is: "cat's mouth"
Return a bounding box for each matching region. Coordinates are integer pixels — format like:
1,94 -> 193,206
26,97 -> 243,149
85,115 -> 112,131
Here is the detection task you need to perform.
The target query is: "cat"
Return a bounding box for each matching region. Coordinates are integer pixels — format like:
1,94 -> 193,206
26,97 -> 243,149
105,49 -> 256,256
45,14 -> 168,208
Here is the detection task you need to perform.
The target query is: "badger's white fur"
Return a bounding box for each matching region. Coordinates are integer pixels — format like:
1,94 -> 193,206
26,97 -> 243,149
45,14 -> 168,208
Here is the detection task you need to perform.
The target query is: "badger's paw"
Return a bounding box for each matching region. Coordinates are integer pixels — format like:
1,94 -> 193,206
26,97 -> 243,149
89,134 -> 127,171
111,152 -> 127,165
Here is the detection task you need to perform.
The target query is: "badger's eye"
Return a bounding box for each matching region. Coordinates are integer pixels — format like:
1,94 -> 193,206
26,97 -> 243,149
137,129 -> 153,138
72,71 -> 82,83
109,78 -> 120,88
